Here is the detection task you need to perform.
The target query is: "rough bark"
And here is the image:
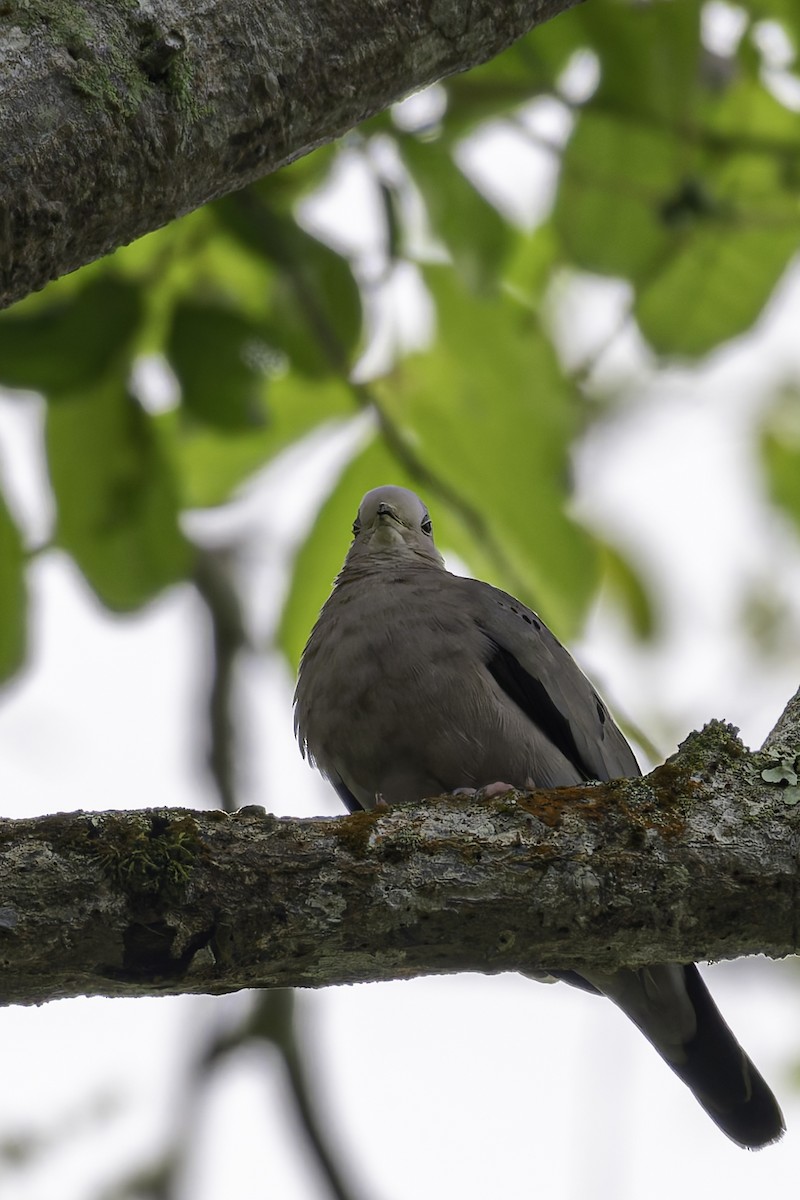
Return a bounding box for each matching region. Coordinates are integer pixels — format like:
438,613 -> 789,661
0,0 -> 575,309
1,700 -> 798,1008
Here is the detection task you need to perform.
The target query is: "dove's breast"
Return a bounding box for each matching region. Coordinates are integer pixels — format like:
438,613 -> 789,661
294,567 -> 583,806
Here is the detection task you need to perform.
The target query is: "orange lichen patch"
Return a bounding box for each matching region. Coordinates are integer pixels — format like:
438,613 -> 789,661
515,773 -> 690,842
330,808 -> 383,859
514,785 -> 619,828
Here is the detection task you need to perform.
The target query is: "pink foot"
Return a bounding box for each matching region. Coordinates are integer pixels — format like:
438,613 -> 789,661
453,782 -> 515,799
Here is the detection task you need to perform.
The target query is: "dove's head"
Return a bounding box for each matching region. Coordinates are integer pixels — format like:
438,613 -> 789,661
346,486 -> 444,567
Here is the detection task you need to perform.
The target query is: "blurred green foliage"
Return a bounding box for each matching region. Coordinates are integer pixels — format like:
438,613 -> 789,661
0,0 -> 798,681
762,385 -> 800,535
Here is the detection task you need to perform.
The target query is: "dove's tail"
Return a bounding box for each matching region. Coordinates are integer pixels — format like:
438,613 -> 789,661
580,962 -> 785,1149
668,963 -> 785,1148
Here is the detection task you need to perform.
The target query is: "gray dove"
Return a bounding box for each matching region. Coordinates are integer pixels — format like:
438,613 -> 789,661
294,484 -> 784,1149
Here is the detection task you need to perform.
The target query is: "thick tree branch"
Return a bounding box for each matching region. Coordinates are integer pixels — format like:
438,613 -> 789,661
0,0 -> 575,309
1,709 -> 799,1008
762,685 -> 800,756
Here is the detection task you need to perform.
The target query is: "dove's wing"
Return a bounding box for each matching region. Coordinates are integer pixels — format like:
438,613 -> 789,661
462,576 -> 640,783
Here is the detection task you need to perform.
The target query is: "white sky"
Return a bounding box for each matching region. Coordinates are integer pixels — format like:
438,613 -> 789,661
2,70 -> 800,1200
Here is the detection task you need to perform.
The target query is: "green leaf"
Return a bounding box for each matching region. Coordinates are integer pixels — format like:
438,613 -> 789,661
171,374 -> 354,508
167,300 -> 271,430
761,385 -> 800,534
503,222 -> 560,303
557,112 -> 798,355
556,111 -> 681,279
552,0 -> 800,356
46,379 -> 192,610
575,0 -> 701,123
599,541 -> 657,640
398,135 -> 511,291
699,59 -> 800,144
380,265 -> 597,633
214,196 -> 363,376
0,277 -> 143,395
442,19 -> 585,135
0,491 -> 27,681
633,83 -> 800,355
635,214 -> 797,356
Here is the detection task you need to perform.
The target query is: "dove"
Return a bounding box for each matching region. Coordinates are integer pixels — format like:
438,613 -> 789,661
294,484 -> 785,1149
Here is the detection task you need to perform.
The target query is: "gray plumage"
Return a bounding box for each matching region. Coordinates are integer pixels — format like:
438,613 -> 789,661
294,484 -> 784,1149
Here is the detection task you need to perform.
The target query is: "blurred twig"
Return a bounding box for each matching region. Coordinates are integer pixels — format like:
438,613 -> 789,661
93,990 -> 368,1200
192,545 -> 250,812
205,991 -> 366,1200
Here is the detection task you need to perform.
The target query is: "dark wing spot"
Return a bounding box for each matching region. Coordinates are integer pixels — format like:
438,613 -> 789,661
484,638 -> 598,781
596,700 -> 606,726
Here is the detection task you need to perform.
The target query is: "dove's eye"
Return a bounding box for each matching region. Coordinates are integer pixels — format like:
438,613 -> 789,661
421,517 -> 433,536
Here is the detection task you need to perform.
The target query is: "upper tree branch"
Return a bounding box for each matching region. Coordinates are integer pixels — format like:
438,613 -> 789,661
0,0 -> 575,308
1,708 -> 799,1008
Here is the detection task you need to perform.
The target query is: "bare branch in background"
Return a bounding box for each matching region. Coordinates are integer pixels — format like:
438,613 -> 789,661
193,547 -> 250,813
